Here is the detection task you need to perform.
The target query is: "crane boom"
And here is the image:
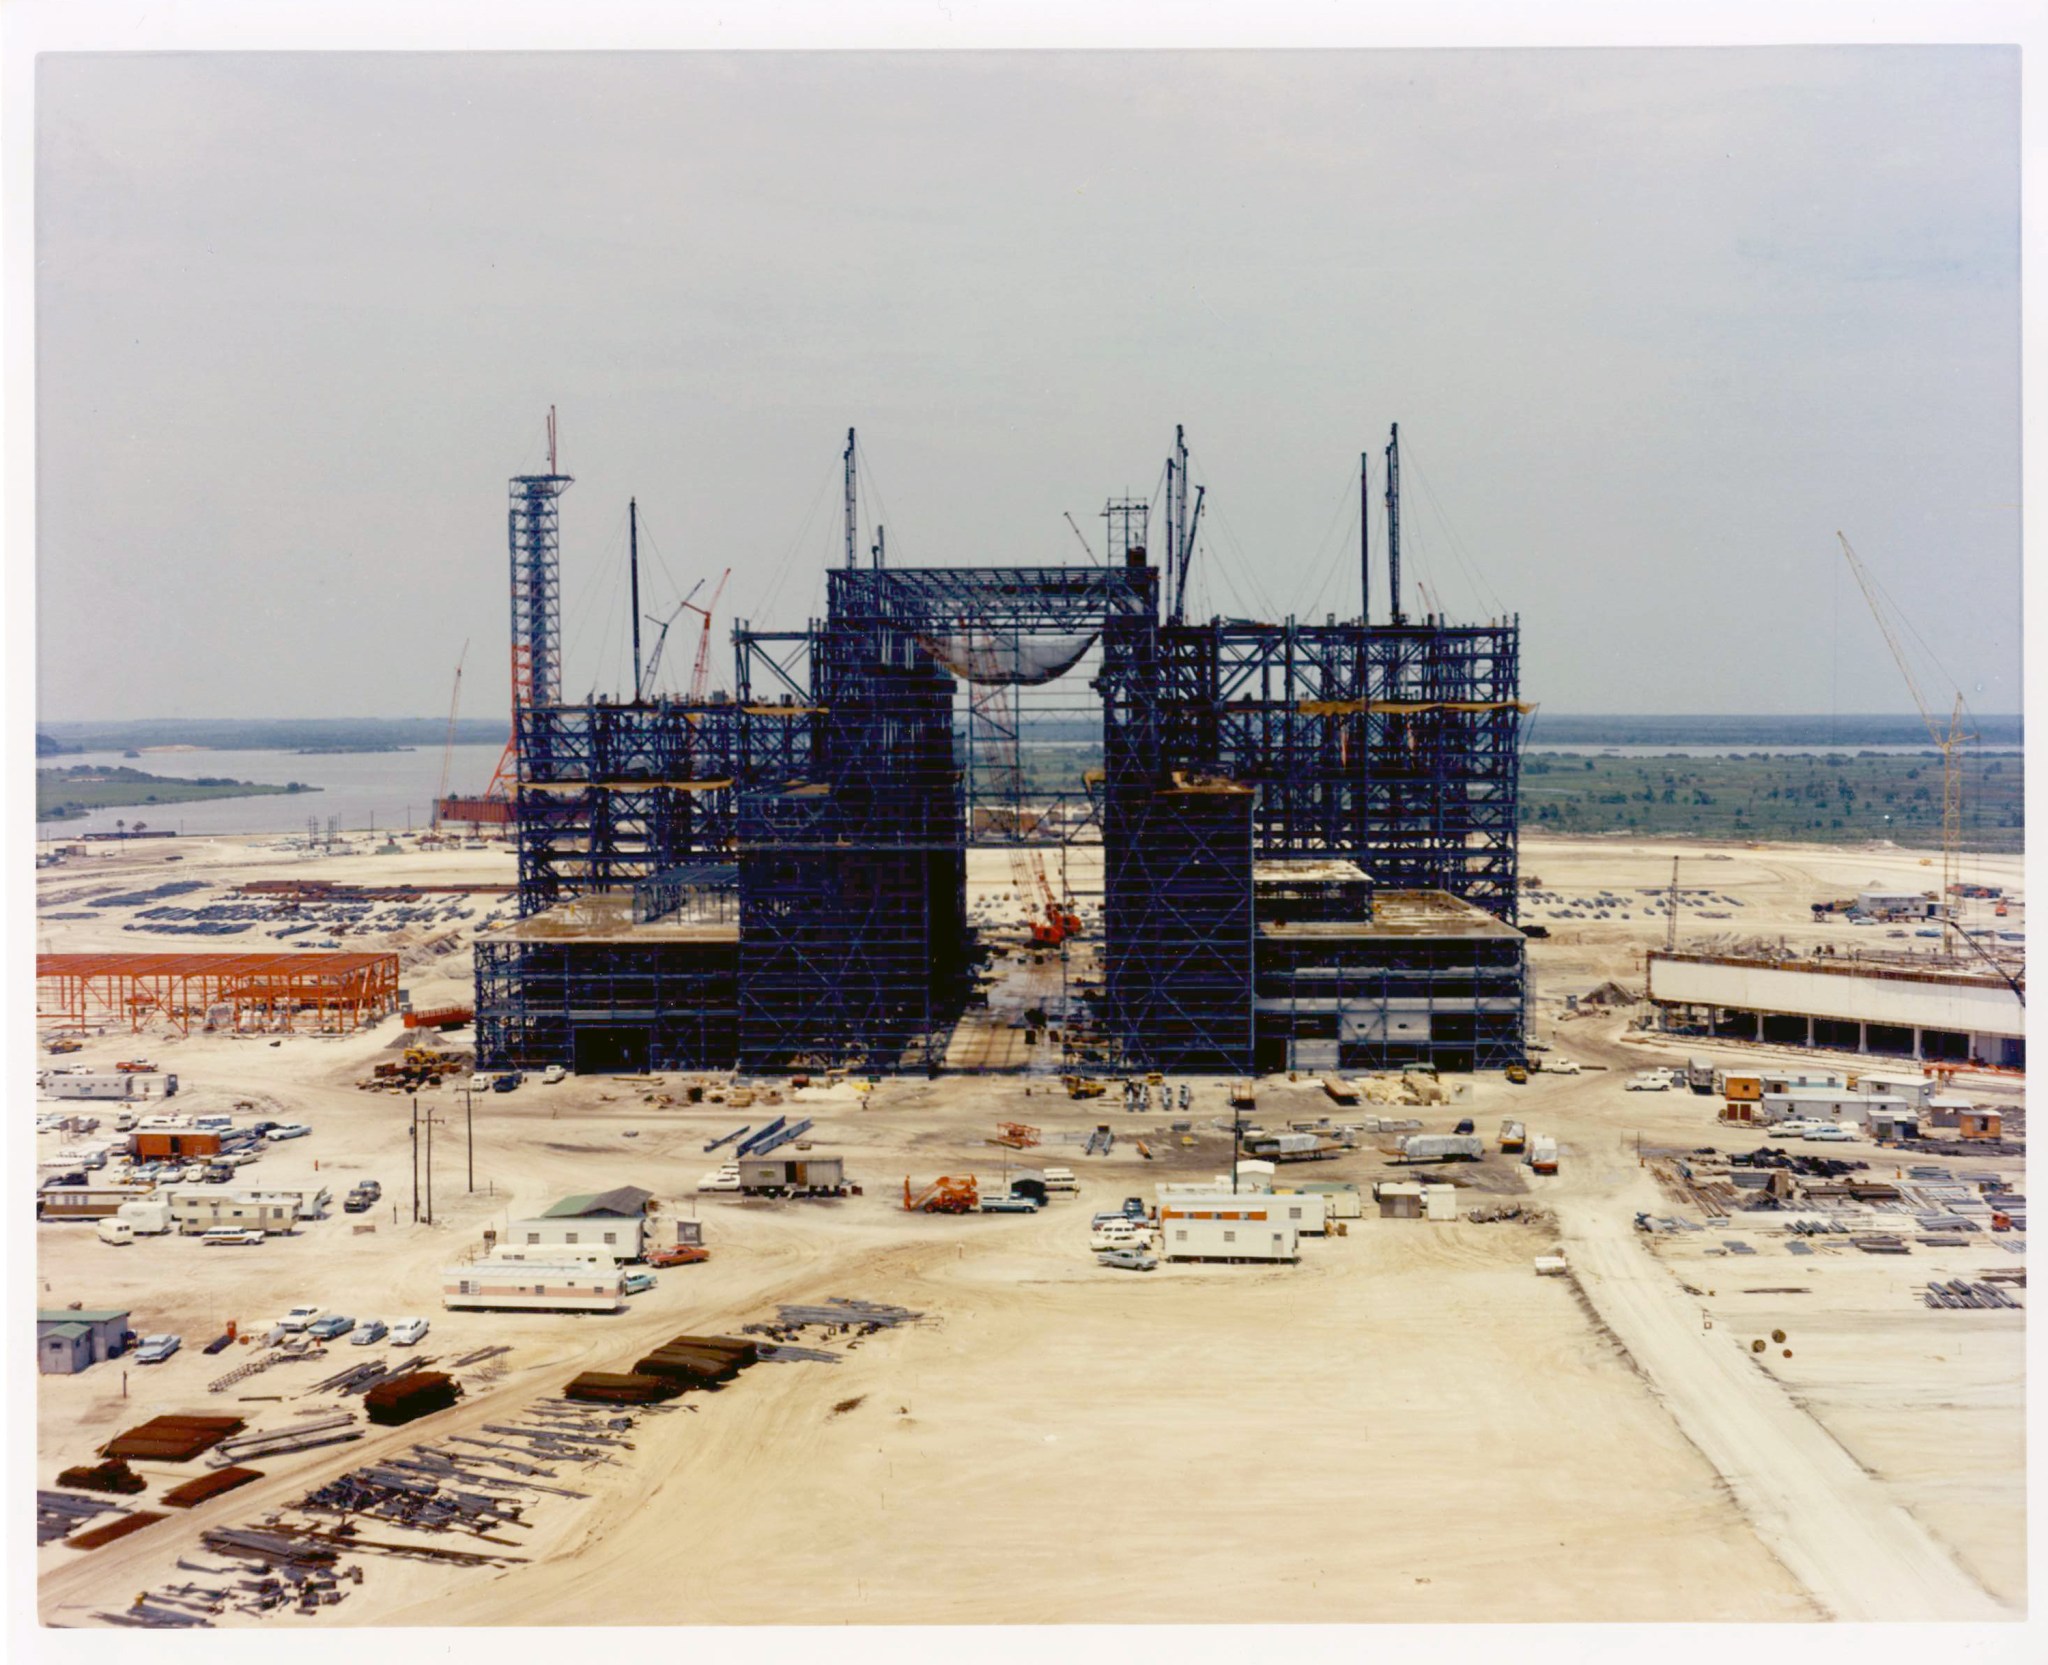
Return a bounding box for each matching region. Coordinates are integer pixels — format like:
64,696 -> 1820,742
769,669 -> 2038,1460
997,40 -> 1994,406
1836,532 -> 1973,943
431,641 -> 469,828
686,567 -> 732,703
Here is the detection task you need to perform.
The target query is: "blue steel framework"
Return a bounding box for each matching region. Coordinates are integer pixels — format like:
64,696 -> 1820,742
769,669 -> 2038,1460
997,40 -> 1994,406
478,462 -> 1526,1077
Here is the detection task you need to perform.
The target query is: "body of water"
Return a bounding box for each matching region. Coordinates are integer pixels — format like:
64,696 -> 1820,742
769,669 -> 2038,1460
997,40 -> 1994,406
35,744 -> 507,840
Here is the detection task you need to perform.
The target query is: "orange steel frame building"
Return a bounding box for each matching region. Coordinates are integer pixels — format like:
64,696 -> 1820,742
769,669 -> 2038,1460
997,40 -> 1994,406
37,952 -> 400,1035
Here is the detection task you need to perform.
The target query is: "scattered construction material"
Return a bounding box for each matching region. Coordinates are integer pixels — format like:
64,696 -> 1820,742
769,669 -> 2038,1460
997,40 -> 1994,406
206,1410 -> 361,1468
67,1510 -> 169,1550
37,1490 -> 121,1546
563,1372 -> 683,1406
364,1371 -> 462,1427
56,1458 -> 149,1495
161,1467 -> 265,1508
102,1415 -> 246,1463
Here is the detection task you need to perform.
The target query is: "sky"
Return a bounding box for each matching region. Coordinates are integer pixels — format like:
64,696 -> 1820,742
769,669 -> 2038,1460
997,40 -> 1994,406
30,44 -> 2022,720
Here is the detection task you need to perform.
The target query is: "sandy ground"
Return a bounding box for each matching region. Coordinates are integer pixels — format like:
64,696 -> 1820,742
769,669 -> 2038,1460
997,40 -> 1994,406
30,828 -> 2026,1627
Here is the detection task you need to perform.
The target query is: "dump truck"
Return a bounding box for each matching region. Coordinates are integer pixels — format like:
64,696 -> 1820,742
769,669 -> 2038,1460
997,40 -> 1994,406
1395,1133 -> 1485,1164
1528,1135 -> 1559,1175
1063,1076 -> 1106,1100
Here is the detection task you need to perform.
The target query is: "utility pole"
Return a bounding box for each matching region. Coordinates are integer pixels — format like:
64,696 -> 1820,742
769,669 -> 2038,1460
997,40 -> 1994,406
843,428 -> 858,570
1384,423 -> 1405,626
410,1095 -> 420,1223
465,1087 -> 475,1193
629,497 -> 643,699
425,1108 -> 435,1225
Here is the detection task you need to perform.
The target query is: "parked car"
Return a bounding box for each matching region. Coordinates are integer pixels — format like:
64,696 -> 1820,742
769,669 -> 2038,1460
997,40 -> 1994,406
133,1333 -> 182,1364
542,1065 -> 566,1085
646,1244 -> 710,1268
306,1315 -> 356,1340
358,1179 -> 382,1201
344,1190 -> 373,1213
1453,1118 -> 1476,1135
697,1167 -> 742,1193
181,1163 -> 211,1183
388,1317 -> 430,1347
1097,1247 -> 1159,1271
621,1271 -> 656,1295
249,1120 -> 281,1135
277,1305 -> 324,1332
1544,1058 -> 1583,1075
1625,1073 -> 1670,1092
202,1164 -> 235,1184
352,1319 -> 389,1346
468,1074 -> 496,1092
265,1123 -> 312,1141
201,1228 -> 265,1246
1505,1063 -> 1529,1084
491,1073 -> 522,1094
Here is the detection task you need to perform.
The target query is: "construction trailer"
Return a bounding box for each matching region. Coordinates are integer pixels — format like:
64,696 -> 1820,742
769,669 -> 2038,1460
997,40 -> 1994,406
1161,1214 -> 1300,1263
443,1256 -> 625,1313
475,429 -> 1527,1077
1160,1190 -> 1329,1235
40,1070 -> 177,1101
737,1155 -> 846,1194
37,1186 -> 154,1223
1758,1089 -> 1908,1127
163,1189 -> 302,1236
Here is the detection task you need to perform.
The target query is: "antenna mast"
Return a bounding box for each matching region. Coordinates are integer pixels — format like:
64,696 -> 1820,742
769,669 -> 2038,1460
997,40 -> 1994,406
629,498 -> 643,700
843,428 -> 858,570
1385,422 -> 1405,626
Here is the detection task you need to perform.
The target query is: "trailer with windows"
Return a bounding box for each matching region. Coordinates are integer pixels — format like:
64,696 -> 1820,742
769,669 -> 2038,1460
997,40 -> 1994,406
1160,1191 -> 1328,1235
442,1256 -> 626,1313
1161,1213 -> 1299,1264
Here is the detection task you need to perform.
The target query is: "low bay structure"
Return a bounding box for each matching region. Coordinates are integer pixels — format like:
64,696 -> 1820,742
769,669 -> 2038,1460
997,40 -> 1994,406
505,1186 -> 660,1262
37,1308 -> 130,1374
1648,950 -> 2024,1067
475,424 -> 1529,1077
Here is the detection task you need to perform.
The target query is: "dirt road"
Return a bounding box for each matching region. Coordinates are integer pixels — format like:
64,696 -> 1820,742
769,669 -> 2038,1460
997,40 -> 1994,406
1548,1190 -> 2009,1621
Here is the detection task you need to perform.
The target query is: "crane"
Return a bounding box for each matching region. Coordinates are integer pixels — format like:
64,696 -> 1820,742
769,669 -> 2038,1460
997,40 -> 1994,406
684,567 -> 732,703
430,640 -> 468,831
1837,532 -> 1973,949
1062,511 -> 1098,563
639,577 -> 704,700
1664,855 -> 1680,954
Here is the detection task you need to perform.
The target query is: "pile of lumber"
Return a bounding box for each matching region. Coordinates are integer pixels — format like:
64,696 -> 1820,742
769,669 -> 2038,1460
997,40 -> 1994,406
67,1511 -> 168,1551
55,1458 -> 148,1495
162,1467 -> 264,1509
364,1371 -> 462,1427
102,1414 -> 245,1462
631,1334 -> 758,1387
562,1371 -> 684,1406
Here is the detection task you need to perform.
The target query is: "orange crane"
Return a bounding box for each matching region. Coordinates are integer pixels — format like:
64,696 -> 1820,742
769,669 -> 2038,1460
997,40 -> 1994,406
903,1175 -> 980,1213
684,567 -> 731,702
1021,850 -> 1082,947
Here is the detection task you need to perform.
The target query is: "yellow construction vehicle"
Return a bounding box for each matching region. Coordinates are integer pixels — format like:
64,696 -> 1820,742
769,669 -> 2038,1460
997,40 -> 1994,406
1064,1076 -> 1106,1100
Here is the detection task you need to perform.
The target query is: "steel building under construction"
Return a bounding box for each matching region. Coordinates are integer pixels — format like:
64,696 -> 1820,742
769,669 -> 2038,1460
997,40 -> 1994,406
475,425 -> 1529,1076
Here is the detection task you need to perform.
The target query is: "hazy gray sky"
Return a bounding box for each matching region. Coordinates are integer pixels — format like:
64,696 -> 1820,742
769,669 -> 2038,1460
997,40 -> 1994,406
34,47 -> 2020,720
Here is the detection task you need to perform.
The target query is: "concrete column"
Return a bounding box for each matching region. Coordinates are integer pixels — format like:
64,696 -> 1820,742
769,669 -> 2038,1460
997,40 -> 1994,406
1857,1022 -> 1868,1054
1805,1016 -> 1815,1048
1912,1027 -> 1923,1061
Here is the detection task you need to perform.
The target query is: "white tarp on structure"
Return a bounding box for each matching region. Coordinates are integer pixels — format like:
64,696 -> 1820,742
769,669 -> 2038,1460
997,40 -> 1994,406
918,630 -> 1099,686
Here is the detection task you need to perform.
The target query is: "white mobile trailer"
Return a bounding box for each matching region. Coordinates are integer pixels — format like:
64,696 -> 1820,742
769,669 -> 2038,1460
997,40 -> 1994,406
116,1200 -> 174,1235
162,1188 -> 301,1235
40,1071 -> 177,1100
1396,1134 -> 1485,1163
1161,1216 -> 1299,1263
736,1155 -> 846,1193
1759,1091 -> 1905,1127
442,1257 -> 625,1313
1160,1191 -> 1328,1236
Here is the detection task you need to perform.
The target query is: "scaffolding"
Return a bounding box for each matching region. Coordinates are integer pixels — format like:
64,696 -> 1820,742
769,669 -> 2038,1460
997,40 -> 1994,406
38,952 -> 400,1035
475,439 -> 1527,1077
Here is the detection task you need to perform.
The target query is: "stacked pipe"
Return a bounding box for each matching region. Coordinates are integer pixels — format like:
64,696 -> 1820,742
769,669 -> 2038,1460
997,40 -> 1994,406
631,1333 -> 758,1387
562,1371 -> 684,1406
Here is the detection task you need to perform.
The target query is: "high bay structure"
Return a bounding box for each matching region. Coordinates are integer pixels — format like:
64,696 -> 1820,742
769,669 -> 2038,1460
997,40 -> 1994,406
475,424 -> 1530,1076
